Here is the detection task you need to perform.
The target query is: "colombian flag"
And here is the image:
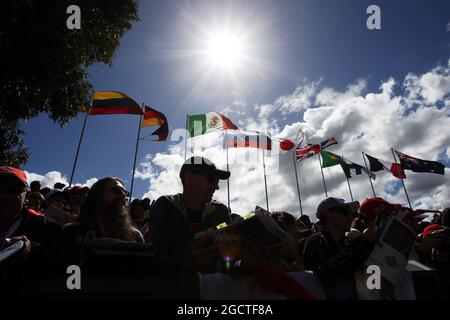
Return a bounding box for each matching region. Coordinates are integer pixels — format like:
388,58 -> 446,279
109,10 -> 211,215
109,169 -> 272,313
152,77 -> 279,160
89,91 -> 143,115
142,106 -> 168,141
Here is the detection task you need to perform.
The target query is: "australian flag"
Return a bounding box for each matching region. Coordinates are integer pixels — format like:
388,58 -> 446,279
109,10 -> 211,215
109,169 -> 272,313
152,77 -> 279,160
395,150 -> 445,175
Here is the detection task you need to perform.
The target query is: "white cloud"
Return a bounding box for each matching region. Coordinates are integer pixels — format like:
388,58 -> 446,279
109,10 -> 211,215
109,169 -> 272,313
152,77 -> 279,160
256,104 -> 277,119
25,171 -> 97,189
83,178 -> 98,188
276,80 -> 321,115
135,61 -> 450,221
403,61 -> 450,105
315,79 -> 367,107
276,122 -> 307,144
25,171 -> 68,189
134,154 -> 156,180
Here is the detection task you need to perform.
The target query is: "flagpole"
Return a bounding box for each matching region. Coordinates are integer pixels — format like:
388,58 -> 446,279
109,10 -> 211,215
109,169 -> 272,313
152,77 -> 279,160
292,151 -> 303,216
129,104 -> 144,203
262,148 -> 269,211
391,148 -> 412,209
184,114 -> 189,160
318,153 -> 328,197
345,176 -> 354,201
225,131 -> 231,211
362,151 -> 376,197
69,89 -> 93,187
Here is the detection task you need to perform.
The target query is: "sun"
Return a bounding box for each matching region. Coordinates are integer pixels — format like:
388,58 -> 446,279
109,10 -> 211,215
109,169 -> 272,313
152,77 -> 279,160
204,31 -> 245,69
171,1 -> 278,100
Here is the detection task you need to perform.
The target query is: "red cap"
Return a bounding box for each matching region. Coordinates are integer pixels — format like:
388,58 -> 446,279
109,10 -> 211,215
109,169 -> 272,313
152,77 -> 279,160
422,224 -> 443,238
0,166 -> 29,189
359,198 -> 393,220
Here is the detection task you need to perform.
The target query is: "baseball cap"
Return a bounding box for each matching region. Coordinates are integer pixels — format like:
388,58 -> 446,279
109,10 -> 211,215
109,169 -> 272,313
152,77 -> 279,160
359,197 -> 393,220
422,224 -> 443,238
180,156 -> 230,180
316,197 -> 360,220
0,166 -> 29,189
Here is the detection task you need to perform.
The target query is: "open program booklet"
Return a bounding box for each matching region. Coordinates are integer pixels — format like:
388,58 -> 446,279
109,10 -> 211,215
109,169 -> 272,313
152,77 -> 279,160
194,206 -> 290,249
364,214 -> 417,286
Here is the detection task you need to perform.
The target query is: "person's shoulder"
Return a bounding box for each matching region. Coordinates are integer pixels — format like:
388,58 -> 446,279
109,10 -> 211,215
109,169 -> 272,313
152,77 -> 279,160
24,208 -> 44,219
305,229 -> 327,245
16,209 -> 62,240
149,195 -> 180,216
301,230 -> 329,258
210,201 -> 229,213
21,208 -> 47,228
13,209 -> 45,237
152,195 -> 178,209
307,230 -> 323,239
154,195 -> 173,204
209,201 -> 231,223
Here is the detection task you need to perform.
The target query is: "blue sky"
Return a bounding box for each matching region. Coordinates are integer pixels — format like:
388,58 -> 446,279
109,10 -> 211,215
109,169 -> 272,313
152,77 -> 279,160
20,0 -> 450,216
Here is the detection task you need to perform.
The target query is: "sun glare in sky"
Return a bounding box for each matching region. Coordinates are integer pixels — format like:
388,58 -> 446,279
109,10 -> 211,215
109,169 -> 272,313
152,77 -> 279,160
203,30 -> 246,70
171,1 -> 280,103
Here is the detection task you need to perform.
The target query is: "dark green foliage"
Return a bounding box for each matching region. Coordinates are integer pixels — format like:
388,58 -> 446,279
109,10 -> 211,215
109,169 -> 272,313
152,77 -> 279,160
0,0 -> 139,166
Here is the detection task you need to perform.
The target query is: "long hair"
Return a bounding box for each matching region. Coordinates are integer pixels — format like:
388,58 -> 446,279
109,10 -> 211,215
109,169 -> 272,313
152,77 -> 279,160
78,177 -> 136,241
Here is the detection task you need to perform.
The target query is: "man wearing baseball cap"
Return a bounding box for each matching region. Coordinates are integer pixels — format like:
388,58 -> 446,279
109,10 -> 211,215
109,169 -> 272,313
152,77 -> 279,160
0,166 -> 30,224
302,197 -> 377,299
149,156 -> 231,273
0,166 -> 63,289
416,224 -> 446,263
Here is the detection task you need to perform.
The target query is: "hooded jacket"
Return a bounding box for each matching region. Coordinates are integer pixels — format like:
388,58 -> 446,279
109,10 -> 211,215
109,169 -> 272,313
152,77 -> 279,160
149,194 -> 231,273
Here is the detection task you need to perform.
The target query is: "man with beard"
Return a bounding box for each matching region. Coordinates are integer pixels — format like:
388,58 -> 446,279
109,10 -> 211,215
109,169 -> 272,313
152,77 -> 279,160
63,177 -> 144,266
149,156 -> 231,273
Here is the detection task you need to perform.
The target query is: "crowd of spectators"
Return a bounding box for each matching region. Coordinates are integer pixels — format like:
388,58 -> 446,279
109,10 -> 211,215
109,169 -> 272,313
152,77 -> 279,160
0,159 -> 448,299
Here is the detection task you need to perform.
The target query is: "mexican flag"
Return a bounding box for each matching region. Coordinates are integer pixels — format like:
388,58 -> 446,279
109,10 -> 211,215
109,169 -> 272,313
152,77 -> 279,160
321,150 -> 351,179
188,112 -> 238,137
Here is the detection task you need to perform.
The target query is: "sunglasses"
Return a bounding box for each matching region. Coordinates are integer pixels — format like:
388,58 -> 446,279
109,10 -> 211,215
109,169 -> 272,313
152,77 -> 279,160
110,185 -> 130,197
0,185 -> 27,195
